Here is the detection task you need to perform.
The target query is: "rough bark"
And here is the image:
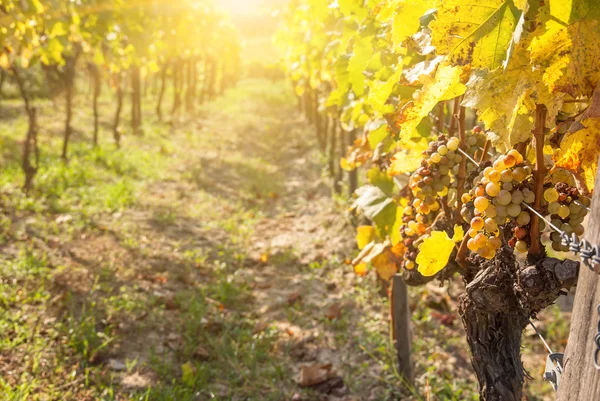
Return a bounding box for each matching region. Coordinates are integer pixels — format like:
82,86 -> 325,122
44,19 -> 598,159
156,63 -> 168,121
391,275 -> 413,384
113,73 -> 124,148
172,62 -> 183,117
11,66 -> 39,193
89,63 -> 101,146
348,129 -> 358,195
61,54 -> 79,161
335,122 -> 344,195
460,247 -> 579,401
329,118 -> 338,192
131,65 -> 142,134
556,166 -> 600,400
0,69 -> 6,104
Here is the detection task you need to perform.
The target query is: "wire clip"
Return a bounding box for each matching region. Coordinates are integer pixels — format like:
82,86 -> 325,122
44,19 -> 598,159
543,353 -> 564,391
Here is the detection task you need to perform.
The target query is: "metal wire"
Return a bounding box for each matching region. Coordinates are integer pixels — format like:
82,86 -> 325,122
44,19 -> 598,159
529,318 -> 555,355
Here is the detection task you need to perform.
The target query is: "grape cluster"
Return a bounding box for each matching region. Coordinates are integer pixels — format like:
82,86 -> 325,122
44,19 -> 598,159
461,150 -> 535,258
544,183 -> 590,252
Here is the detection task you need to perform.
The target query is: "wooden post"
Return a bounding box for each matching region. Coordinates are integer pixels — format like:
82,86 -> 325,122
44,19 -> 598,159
391,274 -> 413,384
556,163 -> 600,400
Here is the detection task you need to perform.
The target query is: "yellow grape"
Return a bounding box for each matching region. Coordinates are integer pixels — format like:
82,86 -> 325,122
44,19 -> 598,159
405,228 -> 416,236
503,154 -> 516,168
484,249 -> 496,260
558,205 -> 570,218
471,217 -> 484,231
438,145 -> 449,156
467,238 -> 479,251
477,246 -> 491,258
404,206 -> 414,216
488,170 -> 501,183
406,260 -> 415,270
484,218 -> 498,232
461,193 -> 473,203
507,149 -> 524,164
488,236 -> 502,250
483,167 -> 494,179
474,196 -> 490,211
507,204 -> 521,218
485,182 -> 501,197
474,233 -> 488,248
544,187 -> 559,203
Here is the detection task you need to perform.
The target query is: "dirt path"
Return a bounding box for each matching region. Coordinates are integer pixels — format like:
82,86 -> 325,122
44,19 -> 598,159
0,79 -> 412,401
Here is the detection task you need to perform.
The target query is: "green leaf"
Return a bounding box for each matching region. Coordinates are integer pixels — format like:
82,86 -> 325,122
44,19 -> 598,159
353,185 -> 394,220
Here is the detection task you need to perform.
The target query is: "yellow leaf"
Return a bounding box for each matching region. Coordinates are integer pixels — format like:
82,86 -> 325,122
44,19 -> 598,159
430,0 -> 521,69
390,0 -> 435,51
397,64 -> 466,141
354,263 -> 368,277
528,1 -> 600,97
356,226 -> 377,250
416,231 -> 455,277
388,138 -> 429,176
554,117 -> 600,192
371,249 -> 398,281
452,225 -> 465,242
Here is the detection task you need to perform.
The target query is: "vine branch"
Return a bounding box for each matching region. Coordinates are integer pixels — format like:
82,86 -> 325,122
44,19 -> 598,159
529,104 -> 547,257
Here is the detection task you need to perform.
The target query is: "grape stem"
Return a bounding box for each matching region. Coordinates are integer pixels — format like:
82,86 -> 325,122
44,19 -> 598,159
456,233 -> 469,268
479,140 -> 491,164
455,103 -> 467,224
436,102 -> 445,133
529,104 -> 548,257
448,97 -> 460,136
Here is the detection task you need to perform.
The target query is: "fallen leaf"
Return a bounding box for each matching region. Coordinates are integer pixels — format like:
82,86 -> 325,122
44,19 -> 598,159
325,303 -> 344,320
287,292 -> 303,306
297,363 -> 334,387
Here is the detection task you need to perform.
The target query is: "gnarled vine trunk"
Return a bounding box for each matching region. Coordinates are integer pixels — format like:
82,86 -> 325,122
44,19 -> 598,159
113,72 -> 124,148
62,54 -> 79,161
131,65 -> 142,134
89,63 -> 101,146
156,63 -> 168,121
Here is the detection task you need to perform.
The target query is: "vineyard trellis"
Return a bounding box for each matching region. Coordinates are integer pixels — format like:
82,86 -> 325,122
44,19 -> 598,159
276,0 -> 600,400
0,0 -> 241,191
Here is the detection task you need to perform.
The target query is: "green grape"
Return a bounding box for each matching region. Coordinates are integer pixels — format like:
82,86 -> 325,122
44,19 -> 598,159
447,151 -> 456,160
573,223 -> 585,236
507,203 -> 521,217
544,187 -> 559,203
486,204 -> 497,218
523,189 -> 535,204
430,153 -> 442,163
569,202 -> 582,215
500,170 -> 513,183
438,145 -> 448,156
512,167 -> 527,182
497,190 -> 512,206
447,138 -> 459,151
467,136 -> 477,146
515,240 -> 528,253
551,241 -> 562,252
496,204 -> 508,217
511,190 -> 524,205
548,202 -> 561,215
503,182 -> 514,191
560,223 -> 573,235
516,211 -> 531,226
550,232 -> 562,243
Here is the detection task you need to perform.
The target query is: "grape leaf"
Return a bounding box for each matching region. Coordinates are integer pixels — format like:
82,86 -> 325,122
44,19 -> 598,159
554,118 -> 600,193
390,0 -> 436,51
397,64 -> 466,141
352,185 -> 394,219
416,231 -> 455,277
528,0 -> 600,97
356,226 -> 377,250
371,248 -> 399,281
452,224 -> 465,242
430,0 -> 521,69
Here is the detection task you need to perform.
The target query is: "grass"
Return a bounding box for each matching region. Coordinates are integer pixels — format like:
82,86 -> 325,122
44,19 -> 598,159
0,77 -> 569,401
